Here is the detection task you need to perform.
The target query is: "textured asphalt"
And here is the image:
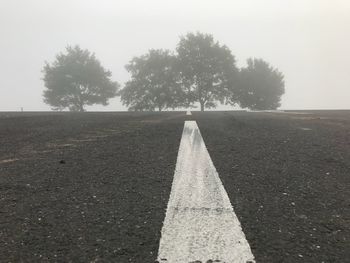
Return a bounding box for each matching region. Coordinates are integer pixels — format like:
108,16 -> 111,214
0,111 -> 349,262
195,111 -> 350,262
0,112 -> 184,262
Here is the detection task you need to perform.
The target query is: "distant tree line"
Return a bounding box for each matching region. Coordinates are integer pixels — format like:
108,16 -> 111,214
42,32 -> 285,111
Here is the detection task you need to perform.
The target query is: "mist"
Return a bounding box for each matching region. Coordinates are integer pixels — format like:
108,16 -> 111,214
1,0 -> 349,111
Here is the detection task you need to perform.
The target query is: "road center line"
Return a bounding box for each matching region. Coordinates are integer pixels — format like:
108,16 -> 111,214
186,110 -> 192,115
157,121 -> 255,263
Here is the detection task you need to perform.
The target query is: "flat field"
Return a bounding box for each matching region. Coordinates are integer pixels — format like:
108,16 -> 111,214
0,111 -> 349,262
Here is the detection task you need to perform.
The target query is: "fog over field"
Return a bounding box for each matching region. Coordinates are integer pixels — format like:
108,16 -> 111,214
0,0 -> 349,111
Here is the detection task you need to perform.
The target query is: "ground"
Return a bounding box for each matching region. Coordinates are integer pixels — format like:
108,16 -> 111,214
0,111 -> 349,262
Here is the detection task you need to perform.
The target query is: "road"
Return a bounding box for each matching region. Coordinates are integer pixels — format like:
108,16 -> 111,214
0,111 -> 349,262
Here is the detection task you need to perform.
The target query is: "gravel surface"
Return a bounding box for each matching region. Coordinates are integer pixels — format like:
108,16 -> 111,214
0,112 -> 184,262
0,111 -> 349,262
195,111 -> 350,263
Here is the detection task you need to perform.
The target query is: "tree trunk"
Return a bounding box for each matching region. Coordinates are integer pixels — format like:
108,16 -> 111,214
200,101 -> 205,111
76,87 -> 85,112
198,84 -> 204,111
79,103 -> 84,112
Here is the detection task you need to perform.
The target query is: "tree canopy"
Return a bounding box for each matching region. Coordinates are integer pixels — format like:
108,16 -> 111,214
120,49 -> 183,111
43,46 -> 119,111
44,33 -> 286,112
232,58 -> 285,110
176,32 -> 238,111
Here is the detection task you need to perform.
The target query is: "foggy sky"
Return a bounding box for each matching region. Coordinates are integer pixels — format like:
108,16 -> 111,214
1,0 -> 349,111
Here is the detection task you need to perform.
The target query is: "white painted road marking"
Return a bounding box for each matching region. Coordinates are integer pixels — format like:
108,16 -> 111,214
186,110 -> 192,115
157,121 -> 255,263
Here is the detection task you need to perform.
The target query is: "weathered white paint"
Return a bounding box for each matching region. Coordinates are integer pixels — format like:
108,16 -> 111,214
157,121 -> 255,263
186,110 -> 192,115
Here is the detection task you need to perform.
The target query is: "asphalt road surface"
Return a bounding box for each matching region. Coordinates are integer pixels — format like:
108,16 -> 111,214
0,111 -> 349,262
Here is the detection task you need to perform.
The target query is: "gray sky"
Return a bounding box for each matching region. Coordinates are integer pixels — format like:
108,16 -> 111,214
1,0 -> 349,111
